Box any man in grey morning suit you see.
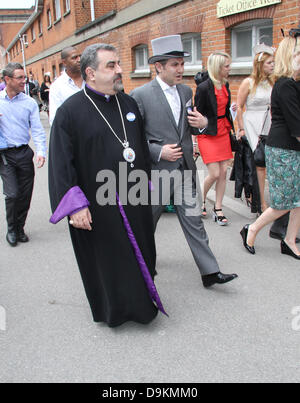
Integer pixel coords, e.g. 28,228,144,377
131,35,237,287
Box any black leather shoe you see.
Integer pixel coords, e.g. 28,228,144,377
6,231,18,247
202,272,238,288
281,240,300,260
270,231,300,244
17,230,29,243
240,224,255,254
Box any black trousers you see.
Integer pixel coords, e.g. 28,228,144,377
0,145,35,232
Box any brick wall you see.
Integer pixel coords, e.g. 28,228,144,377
117,0,139,11
0,8,31,49
4,0,300,102
74,0,117,29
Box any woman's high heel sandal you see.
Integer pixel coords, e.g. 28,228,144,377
212,206,228,226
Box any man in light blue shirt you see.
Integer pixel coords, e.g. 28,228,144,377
0,62,46,246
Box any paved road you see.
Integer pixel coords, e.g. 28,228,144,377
0,112,299,383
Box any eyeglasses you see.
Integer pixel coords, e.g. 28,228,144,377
11,75,26,81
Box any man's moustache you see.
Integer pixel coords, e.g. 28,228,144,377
113,74,122,82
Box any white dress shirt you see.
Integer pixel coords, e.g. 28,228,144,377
154,76,183,162
156,76,181,125
49,71,85,125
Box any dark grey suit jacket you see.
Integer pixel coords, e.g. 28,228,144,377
130,78,197,173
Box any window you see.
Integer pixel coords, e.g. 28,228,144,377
53,0,61,21
31,26,36,42
63,0,70,14
47,9,52,28
134,45,149,72
182,34,202,68
231,19,273,63
38,18,43,35
52,65,57,80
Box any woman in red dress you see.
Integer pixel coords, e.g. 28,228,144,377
195,52,235,225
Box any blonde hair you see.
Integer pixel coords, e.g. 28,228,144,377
207,51,231,87
274,37,297,81
250,52,274,94
292,44,300,79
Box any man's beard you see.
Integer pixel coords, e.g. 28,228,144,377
69,65,81,75
113,74,124,93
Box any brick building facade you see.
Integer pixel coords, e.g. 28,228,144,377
3,0,300,97
0,8,32,70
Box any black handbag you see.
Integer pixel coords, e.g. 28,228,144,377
253,106,270,168
253,135,268,167
230,130,240,152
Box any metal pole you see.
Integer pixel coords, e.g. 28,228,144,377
19,34,27,73
90,0,95,21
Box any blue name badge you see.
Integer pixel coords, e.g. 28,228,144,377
126,112,136,122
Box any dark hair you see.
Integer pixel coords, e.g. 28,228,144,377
80,43,116,80
194,70,209,86
155,59,168,75
2,63,24,82
44,74,51,83
61,46,77,60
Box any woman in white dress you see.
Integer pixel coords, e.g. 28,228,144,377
236,44,275,212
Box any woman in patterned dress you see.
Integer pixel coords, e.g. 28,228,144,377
240,37,300,260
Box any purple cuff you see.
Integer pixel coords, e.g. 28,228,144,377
50,186,90,224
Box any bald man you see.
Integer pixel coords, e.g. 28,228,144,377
49,46,85,125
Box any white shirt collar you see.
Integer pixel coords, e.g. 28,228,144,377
156,76,177,92
60,70,85,88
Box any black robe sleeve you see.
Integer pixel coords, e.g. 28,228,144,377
48,104,88,218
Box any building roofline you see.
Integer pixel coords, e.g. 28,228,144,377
0,8,34,11
6,0,43,53
0,15,31,18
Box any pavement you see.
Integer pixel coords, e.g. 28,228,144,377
0,112,299,383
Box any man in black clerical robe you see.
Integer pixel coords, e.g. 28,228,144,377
48,44,166,327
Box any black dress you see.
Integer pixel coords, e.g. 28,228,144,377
40,82,50,103
48,87,158,327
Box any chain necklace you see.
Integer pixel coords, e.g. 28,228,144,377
84,87,136,167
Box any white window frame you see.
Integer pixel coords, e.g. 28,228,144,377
231,19,273,70
47,9,52,28
31,26,36,42
38,18,43,35
53,0,62,21
64,0,71,13
181,33,202,72
134,45,150,73
52,65,57,80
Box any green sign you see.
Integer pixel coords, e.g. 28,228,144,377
217,0,281,18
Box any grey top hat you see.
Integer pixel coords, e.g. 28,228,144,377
148,35,190,64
